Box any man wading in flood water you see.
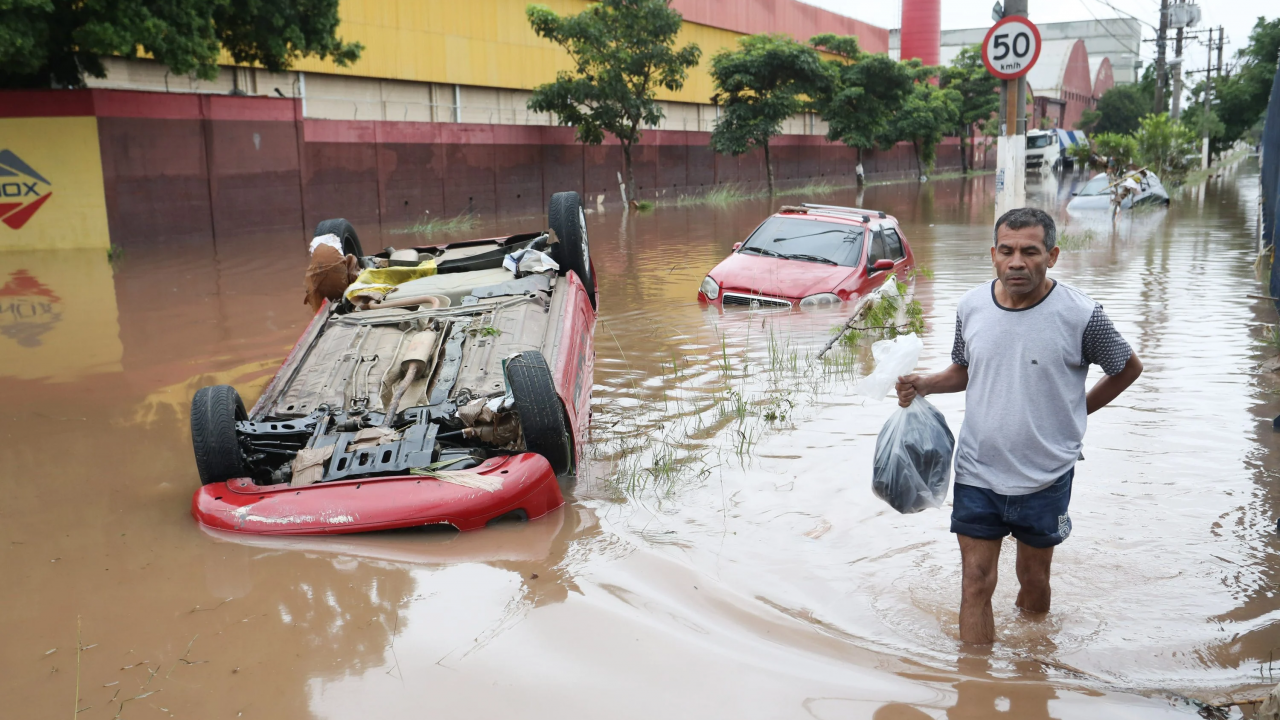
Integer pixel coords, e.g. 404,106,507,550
895,208,1143,645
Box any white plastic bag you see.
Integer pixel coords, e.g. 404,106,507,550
503,248,560,276
854,333,922,401
872,397,954,514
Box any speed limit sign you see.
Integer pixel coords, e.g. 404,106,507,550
982,16,1041,79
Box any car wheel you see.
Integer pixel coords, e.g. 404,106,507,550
191,385,249,486
313,218,364,258
547,191,596,309
506,351,572,475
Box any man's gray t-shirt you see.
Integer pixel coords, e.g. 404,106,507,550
951,279,1131,495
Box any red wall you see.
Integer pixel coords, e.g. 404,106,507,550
5,89,974,244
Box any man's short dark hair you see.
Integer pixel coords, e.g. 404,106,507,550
994,207,1057,251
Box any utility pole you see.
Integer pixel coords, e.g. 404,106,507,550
995,0,1028,217
1154,0,1169,112
1201,26,1213,170
1170,21,1185,120
1216,25,1224,80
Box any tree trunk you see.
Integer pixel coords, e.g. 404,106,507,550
621,142,637,206
959,129,969,175
912,140,922,177
763,141,775,195
856,147,865,186
969,123,977,170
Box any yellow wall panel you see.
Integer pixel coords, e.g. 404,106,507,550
0,117,109,251
0,250,123,381
286,0,790,104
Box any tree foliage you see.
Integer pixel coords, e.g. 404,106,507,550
1091,131,1138,168
526,0,701,203
0,0,362,88
1210,17,1280,150
808,34,915,165
708,34,825,194
940,44,998,172
881,70,961,176
1132,112,1199,176
1090,83,1151,135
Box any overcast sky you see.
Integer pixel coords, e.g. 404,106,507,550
810,0,1274,68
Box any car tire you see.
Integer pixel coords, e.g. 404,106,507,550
191,385,249,486
506,351,572,475
547,191,596,309
313,218,364,258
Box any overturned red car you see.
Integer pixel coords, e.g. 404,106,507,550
698,203,915,309
189,191,596,534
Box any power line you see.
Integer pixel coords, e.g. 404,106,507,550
1090,0,1158,30
1075,0,1144,55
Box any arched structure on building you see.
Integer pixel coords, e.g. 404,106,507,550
1027,38,1097,130
1092,57,1115,98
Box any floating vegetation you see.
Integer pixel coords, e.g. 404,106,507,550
1057,229,1096,252
672,184,764,207
393,211,478,236
589,312,896,501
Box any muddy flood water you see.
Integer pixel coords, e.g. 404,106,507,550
3,159,1277,719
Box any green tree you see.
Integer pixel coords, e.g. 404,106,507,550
1091,131,1138,169
1132,112,1199,176
808,34,916,184
1091,84,1151,135
526,0,701,204
1210,17,1280,151
940,44,999,174
1075,107,1102,132
708,34,825,195
0,0,362,88
880,71,961,177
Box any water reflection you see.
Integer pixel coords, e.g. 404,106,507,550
0,159,1274,718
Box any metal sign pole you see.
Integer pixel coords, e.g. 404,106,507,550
991,0,1030,218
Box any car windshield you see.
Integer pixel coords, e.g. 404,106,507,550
738,217,865,267
1078,175,1111,196
1027,134,1054,149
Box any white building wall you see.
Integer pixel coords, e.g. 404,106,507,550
85,57,835,136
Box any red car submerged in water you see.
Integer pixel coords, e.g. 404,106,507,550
698,204,915,309
188,192,596,534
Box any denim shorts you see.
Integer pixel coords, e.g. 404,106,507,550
950,467,1074,548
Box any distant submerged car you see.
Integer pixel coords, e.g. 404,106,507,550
698,203,915,309
1068,171,1170,212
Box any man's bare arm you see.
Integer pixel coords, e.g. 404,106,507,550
895,364,970,408
1086,352,1142,414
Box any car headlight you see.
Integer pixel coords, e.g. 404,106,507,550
700,276,720,300
799,293,842,307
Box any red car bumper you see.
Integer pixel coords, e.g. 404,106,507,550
192,454,564,534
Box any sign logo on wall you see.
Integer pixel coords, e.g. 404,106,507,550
0,150,53,230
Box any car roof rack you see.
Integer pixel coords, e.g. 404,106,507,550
801,203,889,220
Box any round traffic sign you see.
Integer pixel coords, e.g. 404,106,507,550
981,16,1041,80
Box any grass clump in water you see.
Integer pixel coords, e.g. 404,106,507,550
1057,229,1096,252
393,211,478,237
674,184,764,208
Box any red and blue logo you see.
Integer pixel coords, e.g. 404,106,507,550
0,150,52,230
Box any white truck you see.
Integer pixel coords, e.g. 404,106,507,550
1025,129,1062,172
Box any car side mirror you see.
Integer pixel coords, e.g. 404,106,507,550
1071,191,1079,196
733,242,742,250
870,259,894,272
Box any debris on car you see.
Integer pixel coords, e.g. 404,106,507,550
189,192,597,534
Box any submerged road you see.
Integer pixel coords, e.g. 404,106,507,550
0,160,1273,718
